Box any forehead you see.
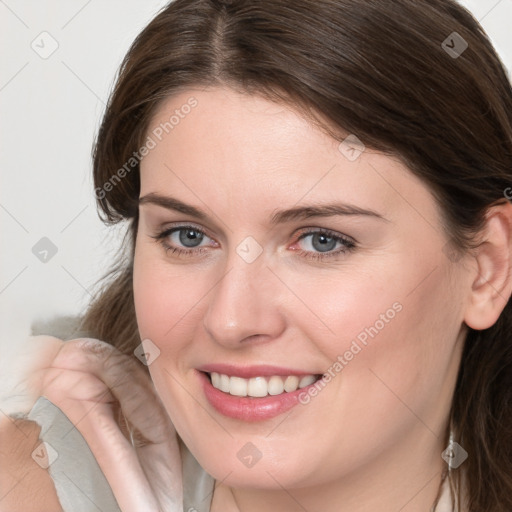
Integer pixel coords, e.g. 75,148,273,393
139,87,439,229
143,87,336,168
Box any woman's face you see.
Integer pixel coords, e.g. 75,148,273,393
133,87,472,491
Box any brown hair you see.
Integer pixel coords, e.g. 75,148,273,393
80,1,512,510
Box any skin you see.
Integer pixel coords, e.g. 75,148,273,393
132,86,512,512
0,416,62,512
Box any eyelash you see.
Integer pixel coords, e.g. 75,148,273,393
150,224,356,261
151,224,212,259
295,228,356,260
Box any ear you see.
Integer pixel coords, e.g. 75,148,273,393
464,201,512,330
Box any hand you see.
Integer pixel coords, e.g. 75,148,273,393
30,336,183,512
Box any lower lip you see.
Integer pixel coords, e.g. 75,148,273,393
198,371,315,422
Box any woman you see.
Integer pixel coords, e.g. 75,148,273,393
2,0,512,510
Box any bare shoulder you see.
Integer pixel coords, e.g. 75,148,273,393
0,415,62,512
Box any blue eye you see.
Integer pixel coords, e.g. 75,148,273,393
176,228,205,247
300,232,339,252
295,229,356,260
152,225,212,257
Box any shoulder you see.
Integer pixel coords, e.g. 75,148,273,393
0,415,63,512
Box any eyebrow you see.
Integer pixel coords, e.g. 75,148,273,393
138,193,388,224
139,193,209,220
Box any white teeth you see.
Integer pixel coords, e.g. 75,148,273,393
211,372,221,388
229,376,248,397
283,375,299,392
267,375,284,395
247,377,268,397
209,372,318,397
219,373,230,393
299,375,317,388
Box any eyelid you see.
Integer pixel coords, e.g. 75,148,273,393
294,226,356,243
154,221,216,241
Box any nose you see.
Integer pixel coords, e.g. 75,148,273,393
202,252,286,349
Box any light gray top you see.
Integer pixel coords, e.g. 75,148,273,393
28,396,215,512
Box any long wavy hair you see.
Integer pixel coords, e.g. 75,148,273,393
79,1,512,510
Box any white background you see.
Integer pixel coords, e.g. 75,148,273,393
0,0,511,355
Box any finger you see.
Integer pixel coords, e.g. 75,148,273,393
136,441,184,512
40,367,162,512
46,338,183,511
69,403,161,512
51,338,174,444
41,367,116,406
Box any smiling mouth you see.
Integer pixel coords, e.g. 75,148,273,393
204,371,322,398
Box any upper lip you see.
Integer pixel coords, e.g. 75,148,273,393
197,363,320,379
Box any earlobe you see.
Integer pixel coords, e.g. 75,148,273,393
464,201,512,331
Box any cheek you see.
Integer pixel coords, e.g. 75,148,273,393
133,247,209,345
297,254,461,411
283,263,404,362
321,260,462,437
